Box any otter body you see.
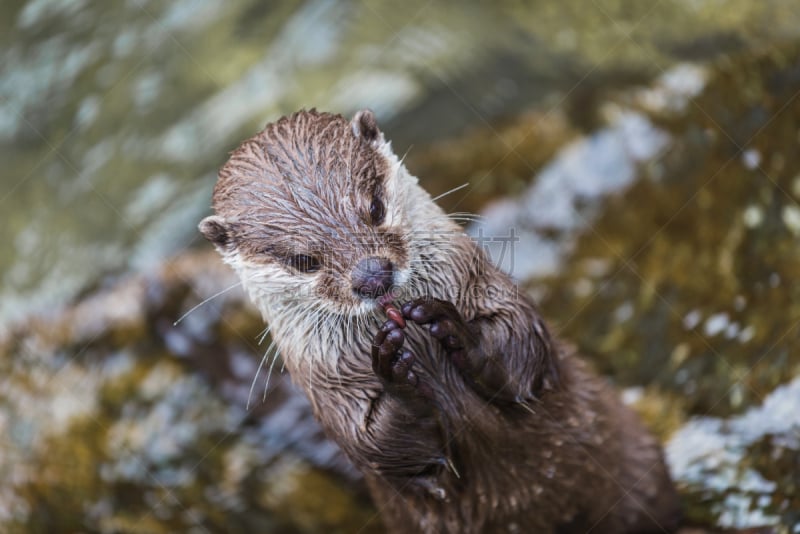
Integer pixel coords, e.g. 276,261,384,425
200,110,680,533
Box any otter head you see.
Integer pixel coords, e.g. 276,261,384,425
199,109,437,332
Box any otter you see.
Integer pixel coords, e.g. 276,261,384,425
198,109,681,533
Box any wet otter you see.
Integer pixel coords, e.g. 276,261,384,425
199,109,680,533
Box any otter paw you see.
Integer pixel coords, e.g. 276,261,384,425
371,319,419,387
401,298,474,355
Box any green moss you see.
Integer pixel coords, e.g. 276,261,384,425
538,43,800,418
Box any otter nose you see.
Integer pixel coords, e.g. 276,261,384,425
352,257,394,299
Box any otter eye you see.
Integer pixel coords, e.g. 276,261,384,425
369,197,385,225
288,254,321,273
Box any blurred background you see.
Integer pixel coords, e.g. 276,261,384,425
2,0,800,532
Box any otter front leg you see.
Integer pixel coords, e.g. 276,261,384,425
402,297,522,403
367,318,456,498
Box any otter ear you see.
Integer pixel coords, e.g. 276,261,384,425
199,215,233,250
351,109,382,146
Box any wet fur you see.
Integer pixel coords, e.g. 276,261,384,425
200,110,680,533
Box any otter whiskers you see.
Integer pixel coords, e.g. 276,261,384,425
247,337,277,409
431,183,470,203
173,279,244,326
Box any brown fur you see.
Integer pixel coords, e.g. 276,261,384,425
212,113,381,250
200,109,681,533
